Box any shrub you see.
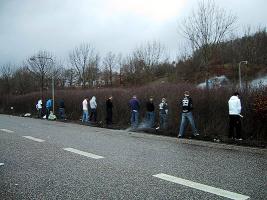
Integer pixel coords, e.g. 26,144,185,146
0,83,266,143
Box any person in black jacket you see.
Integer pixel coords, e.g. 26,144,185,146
58,99,66,120
106,96,113,126
159,97,168,129
178,91,199,138
146,97,155,128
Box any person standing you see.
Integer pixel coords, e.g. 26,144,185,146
90,96,97,122
82,97,89,123
159,98,168,129
36,99,42,118
106,96,113,126
129,95,140,129
58,99,66,120
178,91,199,138
228,92,242,140
146,97,155,128
45,99,52,120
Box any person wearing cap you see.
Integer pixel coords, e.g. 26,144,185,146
228,92,242,140
159,97,168,129
178,91,199,138
129,95,140,129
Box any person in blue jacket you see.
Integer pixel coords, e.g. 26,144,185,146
46,99,53,120
129,95,140,129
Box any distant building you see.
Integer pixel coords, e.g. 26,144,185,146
93,79,106,87
250,75,267,87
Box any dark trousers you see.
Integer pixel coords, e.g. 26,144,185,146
106,109,112,125
229,115,241,139
46,108,51,119
90,109,97,122
37,109,42,118
59,108,65,120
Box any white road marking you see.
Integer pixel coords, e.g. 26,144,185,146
63,148,104,159
0,163,4,166
22,136,45,143
153,173,250,200
0,129,14,133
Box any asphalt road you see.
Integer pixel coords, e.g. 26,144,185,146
0,114,266,200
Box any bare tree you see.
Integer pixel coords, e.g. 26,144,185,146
180,0,237,85
134,41,166,69
121,41,167,85
0,63,14,95
85,53,100,87
103,52,120,86
121,55,147,85
13,65,35,94
27,50,54,98
69,43,98,88
64,68,77,87
55,67,66,89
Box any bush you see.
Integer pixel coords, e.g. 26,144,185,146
0,83,266,143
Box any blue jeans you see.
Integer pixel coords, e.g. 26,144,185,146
159,113,168,129
131,110,139,129
178,112,198,137
82,110,88,122
146,111,155,128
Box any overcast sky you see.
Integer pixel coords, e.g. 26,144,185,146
0,0,266,66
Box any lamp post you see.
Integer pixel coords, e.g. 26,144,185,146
238,61,248,88
30,56,55,113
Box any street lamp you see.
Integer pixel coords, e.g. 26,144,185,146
30,56,55,114
238,61,248,88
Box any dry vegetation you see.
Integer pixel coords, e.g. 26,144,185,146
1,83,266,145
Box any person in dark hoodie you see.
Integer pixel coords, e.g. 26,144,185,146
178,91,199,138
146,97,155,128
106,96,113,126
129,95,140,129
58,99,66,120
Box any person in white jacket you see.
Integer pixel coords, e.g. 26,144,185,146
36,99,42,118
90,96,97,122
82,97,89,123
228,92,242,140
